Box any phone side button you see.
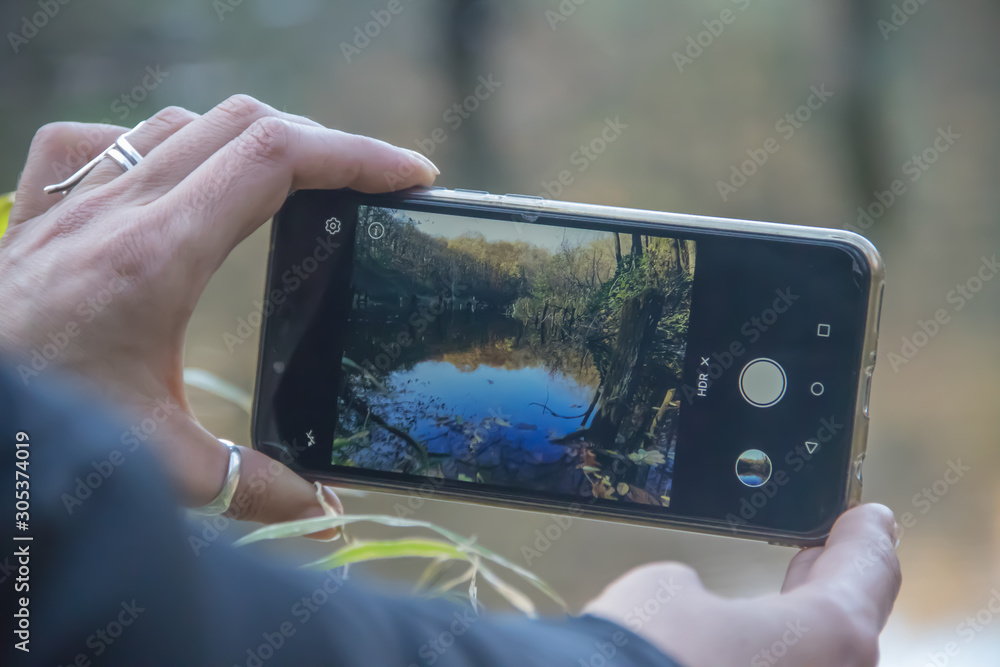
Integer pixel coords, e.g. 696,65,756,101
503,193,544,200
863,367,874,418
875,281,885,335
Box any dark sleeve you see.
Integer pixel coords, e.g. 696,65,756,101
0,364,680,667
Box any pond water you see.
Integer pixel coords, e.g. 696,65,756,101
345,349,600,492
385,359,594,456
337,309,676,501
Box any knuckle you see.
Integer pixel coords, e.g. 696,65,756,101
146,105,197,132
238,117,291,163
787,545,821,570
50,193,111,238
879,542,902,584
862,503,897,535
860,533,903,588
224,477,269,523
340,157,363,185
216,93,270,125
30,122,75,151
101,224,156,283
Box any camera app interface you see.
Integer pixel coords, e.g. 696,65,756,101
333,206,697,508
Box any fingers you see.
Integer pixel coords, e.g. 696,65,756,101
100,95,327,203
794,504,902,628
10,122,125,225
159,116,438,268
165,422,343,539
10,108,198,228
225,445,344,540
68,106,199,198
780,546,824,593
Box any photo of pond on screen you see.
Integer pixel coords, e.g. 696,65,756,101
333,205,696,507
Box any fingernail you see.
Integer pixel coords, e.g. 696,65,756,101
321,485,344,516
311,531,342,543
893,521,901,550
406,149,440,175
301,485,343,542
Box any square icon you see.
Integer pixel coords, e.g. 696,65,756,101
816,323,831,337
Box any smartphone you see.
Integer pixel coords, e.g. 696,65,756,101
251,187,884,547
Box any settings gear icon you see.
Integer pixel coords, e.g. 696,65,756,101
324,217,342,235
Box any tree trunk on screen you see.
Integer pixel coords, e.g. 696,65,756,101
588,288,664,448
631,233,643,260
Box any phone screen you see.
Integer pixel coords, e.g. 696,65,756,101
341,204,694,508
256,190,873,540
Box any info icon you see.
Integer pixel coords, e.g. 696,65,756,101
368,221,385,240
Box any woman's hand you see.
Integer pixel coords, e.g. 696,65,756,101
585,503,902,666
0,95,438,527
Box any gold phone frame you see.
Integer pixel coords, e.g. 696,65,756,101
252,187,885,547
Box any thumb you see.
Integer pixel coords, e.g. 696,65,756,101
226,446,343,540
188,428,343,539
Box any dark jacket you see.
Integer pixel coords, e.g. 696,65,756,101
0,364,678,666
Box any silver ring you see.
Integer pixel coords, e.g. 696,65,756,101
104,147,135,173
195,439,242,516
114,132,143,166
43,120,146,195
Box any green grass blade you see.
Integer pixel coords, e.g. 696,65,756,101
427,563,476,597
235,513,566,609
235,514,439,546
413,557,452,593
306,538,470,571
475,563,537,618
0,192,13,240
183,367,252,414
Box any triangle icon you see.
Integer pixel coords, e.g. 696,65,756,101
805,440,819,454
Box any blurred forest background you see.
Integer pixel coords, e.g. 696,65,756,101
2,0,998,663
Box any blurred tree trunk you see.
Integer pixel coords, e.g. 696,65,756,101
837,0,892,235
444,0,498,187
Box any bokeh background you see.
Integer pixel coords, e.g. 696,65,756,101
3,0,999,664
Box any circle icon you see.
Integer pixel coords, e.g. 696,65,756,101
810,382,825,396
738,358,787,408
736,449,773,488
368,222,385,239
